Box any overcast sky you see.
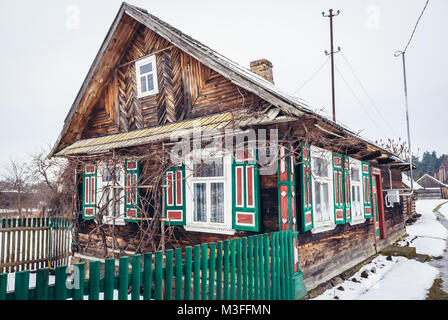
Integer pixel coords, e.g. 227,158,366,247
0,0,446,170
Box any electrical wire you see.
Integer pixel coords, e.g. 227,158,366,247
291,56,330,95
334,64,389,138
403,0,430,53
339,51,400,139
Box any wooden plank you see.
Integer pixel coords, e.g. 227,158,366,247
143,252,153,300
271,232,277,299
5,219,11,273
32,218,37,270
241,238,248,300
0,219,6,274
154,251,163,300
11,219,16,273
0,273,7,300
132,254,141,300
253,235,259,300
193,245,200,300
119,256,129,300
40,218,45,268
55,265,67,300
104,259,115,300
216,241,223,300
174,248,182,300
184,247,192,300
16,219,22,271
208,242,216,300
229,239,236,300
200,243,208,300
223,240,229,300
236,238,242,300
165,250,173,300
36,219,41,269
89,260,101,300
36,268,50,300
73,263,85,301
258,235,265,300
248,236,253,300
14,270,30,300
264,234,271,300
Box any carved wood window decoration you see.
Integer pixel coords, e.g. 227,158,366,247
349,158,365,224
136,55,159,98
310,146,336,232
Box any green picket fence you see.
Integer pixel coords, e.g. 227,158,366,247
0,217,71,274
0,230,297,300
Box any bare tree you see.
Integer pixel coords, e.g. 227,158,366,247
2,158,31,216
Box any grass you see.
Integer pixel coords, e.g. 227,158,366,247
426,278,448,300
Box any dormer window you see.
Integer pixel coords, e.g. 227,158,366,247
136,55,159,98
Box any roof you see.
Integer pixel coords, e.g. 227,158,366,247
50,2,404,165
416,174,448,188
56,109,290,156
401,173,423,190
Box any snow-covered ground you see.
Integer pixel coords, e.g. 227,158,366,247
314,199,447,300
438,201,448,219
399,199,448,257
314,255,438,300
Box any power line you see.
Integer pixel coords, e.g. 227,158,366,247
339,51,400,139
403,0,430,53
291,56,330,95
334,64,388,138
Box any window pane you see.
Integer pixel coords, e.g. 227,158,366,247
147,74,154,91
322,183,330,221
351,167,360,182
193,158,224,177
113,189,121,217
194,183,207,222
101,188,110,216
141,76,148,93
315,182,322,222
313,158,328,177
140,63,152,74
211,183,224,223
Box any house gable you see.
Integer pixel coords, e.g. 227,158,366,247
81,24,261,140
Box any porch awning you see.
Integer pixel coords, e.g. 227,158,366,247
55,109,289,156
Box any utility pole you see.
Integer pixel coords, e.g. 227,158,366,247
322,9,341,122
394,50,414,190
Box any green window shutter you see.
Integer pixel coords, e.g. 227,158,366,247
300,144,313,232
124,159,140,222
165,164,186,226
278,143,299,233
344,156,352,223
82,164,97,220
232,149,260,232
333,153,345,224
362,161,373,218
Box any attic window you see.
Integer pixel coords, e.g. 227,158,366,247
136,55,159,98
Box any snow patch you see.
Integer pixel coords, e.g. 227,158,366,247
314,255,438,300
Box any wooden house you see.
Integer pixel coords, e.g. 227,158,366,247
50,3,411,298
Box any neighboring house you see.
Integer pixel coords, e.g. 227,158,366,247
416,174,448,200
50,3,411,297
434,155,448,184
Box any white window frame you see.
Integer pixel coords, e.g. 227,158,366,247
349,158,365,225
96,162,126,226
135,55,159,98
310,146,335,233
184,148,234,235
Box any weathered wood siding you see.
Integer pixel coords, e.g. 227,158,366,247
81,24,261,140
297,168,406,291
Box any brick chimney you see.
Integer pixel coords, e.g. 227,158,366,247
250,59,274,84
